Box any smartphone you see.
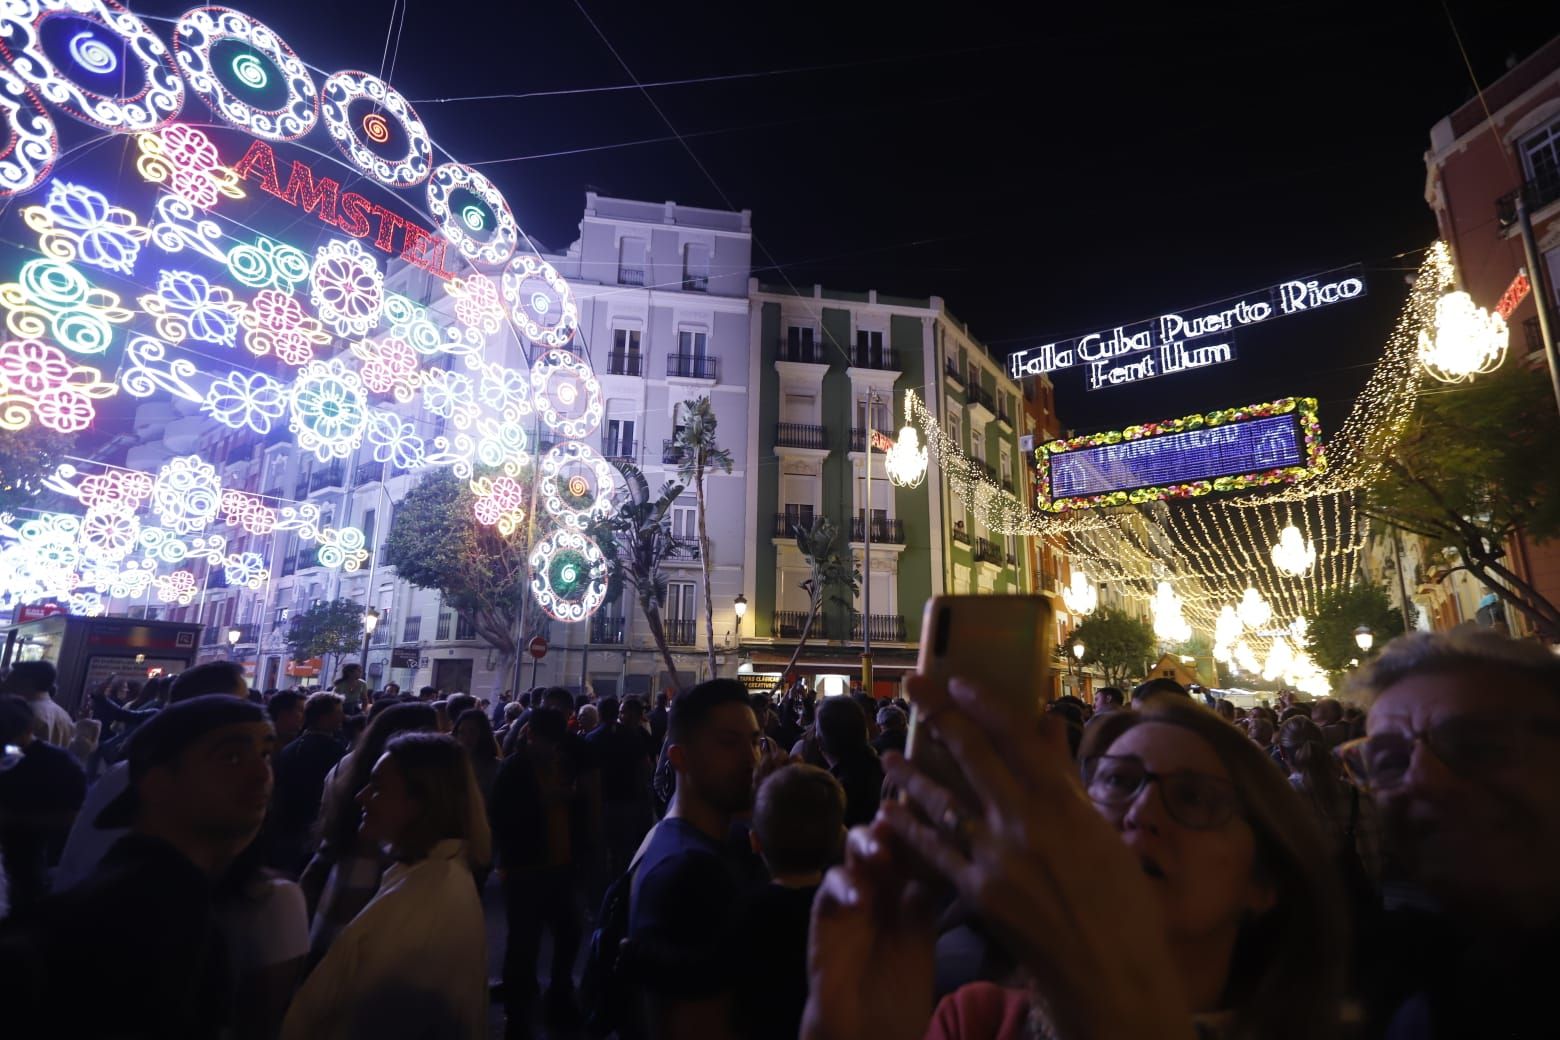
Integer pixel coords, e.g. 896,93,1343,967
907,595,1055,808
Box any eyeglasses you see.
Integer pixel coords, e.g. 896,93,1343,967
1081,754,1240,830
1337,717,1560,792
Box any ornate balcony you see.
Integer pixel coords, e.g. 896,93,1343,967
850,517,906,544
777,338,828,365
667,354,717,380
607,353,643,376
590,615,626,644
617,266,645,286
665,618,697,645
776,422,829,450
850,613,907,642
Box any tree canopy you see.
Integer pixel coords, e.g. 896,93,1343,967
1303,581,1408,673
285,598,364,663
0,426,72,516
1362,362,1560,638
1069,608,1157,688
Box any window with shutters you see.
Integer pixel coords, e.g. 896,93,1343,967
682,243,710,291
1519,120,1560,187
456,614,475,640
403,614,421,642
610,328,642,375
618,237,646,286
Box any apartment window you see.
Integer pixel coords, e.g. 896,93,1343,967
856,396,889,436
606,418,636,457
784,503,815,527
361,508,376,549
971,428,986,464
855,329,884,367
402,614,421,642
610,328,642,375
436,610,452,640
456,614,475,640
683,243,710,291
786,325,816,361
618,236,646,286
999,446,1011,480
782,392,815,424
1519,120,1560,186
947,415,961,451
968,359,981,389
667,581,696,621
678,329,708,360
672,506,697,541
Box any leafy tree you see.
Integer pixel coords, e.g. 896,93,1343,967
1304,581,1409,673
592,462,688,690
672,396,733,675
1361,362,1560,639
0,426,72,516
383,469,542,686
286,598,365,684
780,516,861,685
1068,607,1156,689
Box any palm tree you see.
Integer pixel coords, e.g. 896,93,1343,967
672,396,733,676
591,462,688,690
781,515,861,683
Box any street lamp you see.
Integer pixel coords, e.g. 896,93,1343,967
1354,625,1374,653
860,389,931,697
1071,639,1085,693
733,593,747,626
226,627,240,661
361,606,379,674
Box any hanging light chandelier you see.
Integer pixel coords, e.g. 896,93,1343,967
885,424,929,488
1262,635,1294,682
1151,580,1192,643
1418,289,1508,383
1062,570,1098,616
1237,587,1272,630
1269,524,1316,576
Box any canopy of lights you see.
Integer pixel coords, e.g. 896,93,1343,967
0,1,612,623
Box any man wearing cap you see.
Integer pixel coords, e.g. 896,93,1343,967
0,694,275,1037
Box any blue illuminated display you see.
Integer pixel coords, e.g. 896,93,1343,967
1049,414,1304,500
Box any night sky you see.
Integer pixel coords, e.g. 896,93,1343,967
130,0,1560,437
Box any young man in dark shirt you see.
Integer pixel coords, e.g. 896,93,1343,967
628,678,763,1039
735,764,845,1040
0,695,86,911
268,691,345,871
0,695,275,1039
587,696,656,880
816,695,884,828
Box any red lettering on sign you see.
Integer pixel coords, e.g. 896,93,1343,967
1496,272,1531,320
280,161,341,227
233,138,281,195
338,192,374,238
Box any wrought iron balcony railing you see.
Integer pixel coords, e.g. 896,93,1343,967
607,353,643,376
850,517,906,544
777,339,828,364
775,422,829,449
664,618,697,645
850,613,907,642
591,615,627,644
1496,168,1560,228
667,354,717,379
617,266,645,286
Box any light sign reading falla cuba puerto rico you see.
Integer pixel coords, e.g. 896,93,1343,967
1009,265,1366,390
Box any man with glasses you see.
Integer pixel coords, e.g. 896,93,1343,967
1341,628,1560,1039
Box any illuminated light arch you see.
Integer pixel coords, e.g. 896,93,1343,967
539,440,616,531
427,162,519,268
154,568,198,604
218,488,276,534
135,123,243,208
309,237,384,337
530,347,603,439
202,369,287,433
153,454,222,534
289,357,370,460
529,528,609,623
242,287,330,366
319,69,431,188
0,0,185,132
79,502,140,561
0,336,117,432
0,65,58,196
120,334,202,402
171,6,318,141
349,335,421,403
502,254,578,348
446,272,505,337
222,550,268,588
226,235,309,293
471,474,526,535
22,180,150,275
139,268,244,346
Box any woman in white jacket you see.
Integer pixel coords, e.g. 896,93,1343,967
282,732,492,1039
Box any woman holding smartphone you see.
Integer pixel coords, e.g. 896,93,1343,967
802,678,1345,1040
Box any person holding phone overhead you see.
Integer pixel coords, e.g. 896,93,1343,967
802,598,1345,1040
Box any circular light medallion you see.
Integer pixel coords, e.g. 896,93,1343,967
427,162,519,268
320,69,431,188
0,65,58,196
529,528,608,623
0,0,184,132
172,6,318,141
540,440,616,531
502,254,578,348
529,347,603,439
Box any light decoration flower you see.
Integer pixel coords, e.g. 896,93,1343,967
22,180,150,275
350,335,421,403
155,569,198,606
119,335,202,403
202,371,287,434
78,502,140,562
0,337,117,432
1237,587,1272,631
138,524,190,564
540,441,616,531
421,368,479,429
1061,570,1098,616
529,528,609,623
222,551,268,589
314,526,367,571
1417,289,1508,383
78,469,153,509
1269,524,1316,577
471,475,527,535
0,66,59,197
68,590,104,616
139,269,243,346
134,123,243,209
1151,580,1193,643
473,414,530,475
0,257,133,355
289,358,369,460
104,559,155,599
365,409,427,470
475,358,532,417
530,348,603,439
227,235,311,294
447,272,505,337
218,489,277,536
502,255,579,348
382,293,443,356
885,424,929,488
426,162,519,268
309,238,384,338
242,288,330,366
153,455,222,534
0,0,185,132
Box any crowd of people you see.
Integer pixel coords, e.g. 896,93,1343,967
0,623,1555,1038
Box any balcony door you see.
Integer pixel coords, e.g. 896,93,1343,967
606,418,635,458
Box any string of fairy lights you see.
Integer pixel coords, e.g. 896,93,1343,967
906,242,1458,689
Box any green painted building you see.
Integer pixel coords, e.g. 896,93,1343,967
742,283,1034,697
